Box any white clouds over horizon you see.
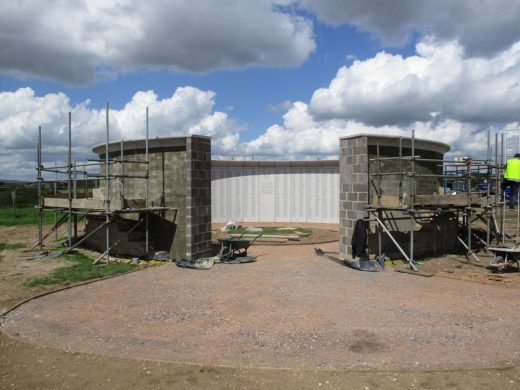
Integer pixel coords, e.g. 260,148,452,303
239,34,520,160
0,87,242,180
0,0,315,84
309,39,520,126
3,1,520,84
4,31,520,179
2,1,520,180
239,100,496,161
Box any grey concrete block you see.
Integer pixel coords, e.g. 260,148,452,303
347,193,357,201
355,173,368,183
347,210,360,220
352,202,367,211
358,192,368,202
353,164,368,174
353,183,367,193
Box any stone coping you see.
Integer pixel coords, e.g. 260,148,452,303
212,160,338,168
92,135,211,155
340,133,450,154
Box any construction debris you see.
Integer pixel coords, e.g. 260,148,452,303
314,248,385,272
176,257,215,270
230,233,301,240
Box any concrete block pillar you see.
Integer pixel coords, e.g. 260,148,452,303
185,136,212,260
339,135,369,259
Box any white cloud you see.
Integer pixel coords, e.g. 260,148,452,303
0,87,241,180
239,33,520,161
3,0,519,85
298,0,520,56
0,0,315,83
4,24,520,179
242,101,403,158
240,101,510,162
309,39,520,126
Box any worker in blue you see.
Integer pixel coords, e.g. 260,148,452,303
503,153,520,209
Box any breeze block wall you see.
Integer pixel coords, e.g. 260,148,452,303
339,134,451,260
339,135,369,259
91,135,212,260
185,136,212,260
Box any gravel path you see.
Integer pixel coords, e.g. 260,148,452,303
3,241,520,370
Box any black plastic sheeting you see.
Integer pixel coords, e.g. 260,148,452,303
314,248,385,272
176,255,257,269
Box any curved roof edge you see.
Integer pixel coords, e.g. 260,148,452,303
212,160,338,168
340,133,450,154
92,135,211,155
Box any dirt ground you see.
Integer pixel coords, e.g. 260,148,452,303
1,224,520,389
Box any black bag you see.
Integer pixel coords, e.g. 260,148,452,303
351,219,368,259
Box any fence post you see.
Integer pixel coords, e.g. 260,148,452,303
11,189,16,217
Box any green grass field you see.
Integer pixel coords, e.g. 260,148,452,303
25,252,137,287
0,207,70,226
0,242,25,251
0,207,136,285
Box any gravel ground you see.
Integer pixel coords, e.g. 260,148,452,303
3,240,520,371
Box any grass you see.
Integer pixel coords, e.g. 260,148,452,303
0,242,26,251
0,207,73,226
0,241,26,262
232,226,312,236
25,252,137,287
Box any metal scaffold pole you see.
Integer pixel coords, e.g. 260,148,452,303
37,126,43,250
466,157,472,258
376,142,382,255
495,133,499,208
145,107,150,257
486,129,491,246
500,133,505,238
409,129,416,268
120,139,125,202
105,103,110,263
399,137,403,203
67,112,72,247
54,161,58,239
73,160,78,238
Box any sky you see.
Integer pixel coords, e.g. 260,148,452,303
2,0,520,181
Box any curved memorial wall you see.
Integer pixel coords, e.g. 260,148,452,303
211,160,339,223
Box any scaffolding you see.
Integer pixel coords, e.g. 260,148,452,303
365,129,519,271
33,105,177,263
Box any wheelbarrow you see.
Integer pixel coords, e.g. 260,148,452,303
487,245,520,272
217,234,261,262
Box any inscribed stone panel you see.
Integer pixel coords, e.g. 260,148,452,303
290,167,306,222
274,168,291,222
243,168,259,221
229,168,243,221
306,167,322,222
258,168,275,221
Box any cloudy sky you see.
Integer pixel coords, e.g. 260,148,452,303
2,0,520,180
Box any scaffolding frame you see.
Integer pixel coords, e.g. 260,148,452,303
34,106,176,263
364,129,516,271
